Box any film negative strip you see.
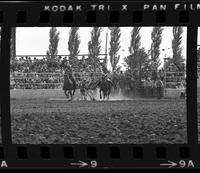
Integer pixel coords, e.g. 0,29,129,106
0,0,199,169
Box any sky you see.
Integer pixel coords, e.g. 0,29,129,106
16,27,187,70
197,27,200,46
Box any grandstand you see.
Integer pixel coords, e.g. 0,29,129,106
10,54,106,89
163,60,186,98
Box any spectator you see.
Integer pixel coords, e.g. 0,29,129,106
145,77,153,98
11,56,104,89
143,78,148,97
177,81,185,99
155,77,164,99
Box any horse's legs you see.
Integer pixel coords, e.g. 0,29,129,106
99,89,102,99
64,90,69,98
109,89,111,99
72,89,76,96
84,92,87,101
93,88,97,99
88,91,93,100
91,90,95,101
103,91,106,100
107,90,110,100
92,90,96,101
69,90,73,101
88,90,95,101
90,90,93,100
81,91,85,101
80,92,83,100
80,89,83,100
67,90,72,100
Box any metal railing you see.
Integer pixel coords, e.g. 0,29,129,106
164,71,186,91
13,54,107,62
10,72,103,89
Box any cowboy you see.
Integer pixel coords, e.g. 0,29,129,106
102,72,110,82
155,77,164,99
64,63,76,87
143,78,148,97
65,62,72,75
80,79,87,100
146,77,153,98
178,81,186,99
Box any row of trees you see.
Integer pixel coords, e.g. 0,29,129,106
10,27,184,79
45,27,184,73
45,27,121,73
125,27,185,83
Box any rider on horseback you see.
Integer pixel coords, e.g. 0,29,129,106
63,63,77,99
80,79,87,100
102,71,112,83
64,63,76,85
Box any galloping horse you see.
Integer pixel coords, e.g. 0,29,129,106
111,73,120,91
63,73,76,100
80,78,99,101
99,76,114,100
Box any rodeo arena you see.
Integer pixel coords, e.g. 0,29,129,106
10,54,186,101
10,53,187,144
8,26,187,144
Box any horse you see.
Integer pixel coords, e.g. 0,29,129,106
79,75,114,101
63,74,76,100
80,78,99,101
111,73,120,93
99,77,114,100
79,79,87,100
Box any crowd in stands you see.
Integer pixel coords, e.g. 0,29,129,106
10,56,102,89
10,72,64,89
165,63,186,89
10,56,186,98
10,56,66,89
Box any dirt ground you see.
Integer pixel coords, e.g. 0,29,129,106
10,89,187,144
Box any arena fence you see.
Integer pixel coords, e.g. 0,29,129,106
10,71,186,99
164,71,186,88
10,72,103,89
164,71,186,98
198,62,200,77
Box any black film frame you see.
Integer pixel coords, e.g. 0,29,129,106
0,0,199,169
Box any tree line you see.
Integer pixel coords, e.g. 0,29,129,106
10,27,185,80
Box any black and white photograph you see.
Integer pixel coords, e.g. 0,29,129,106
0,27,1,143
10,27,187,144
197,27,200,143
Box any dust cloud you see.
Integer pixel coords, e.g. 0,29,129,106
93,88,133,101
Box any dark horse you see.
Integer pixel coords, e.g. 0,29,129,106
99,76,114,100
63,74,76,100
80,79,99,101
79,76,113,101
